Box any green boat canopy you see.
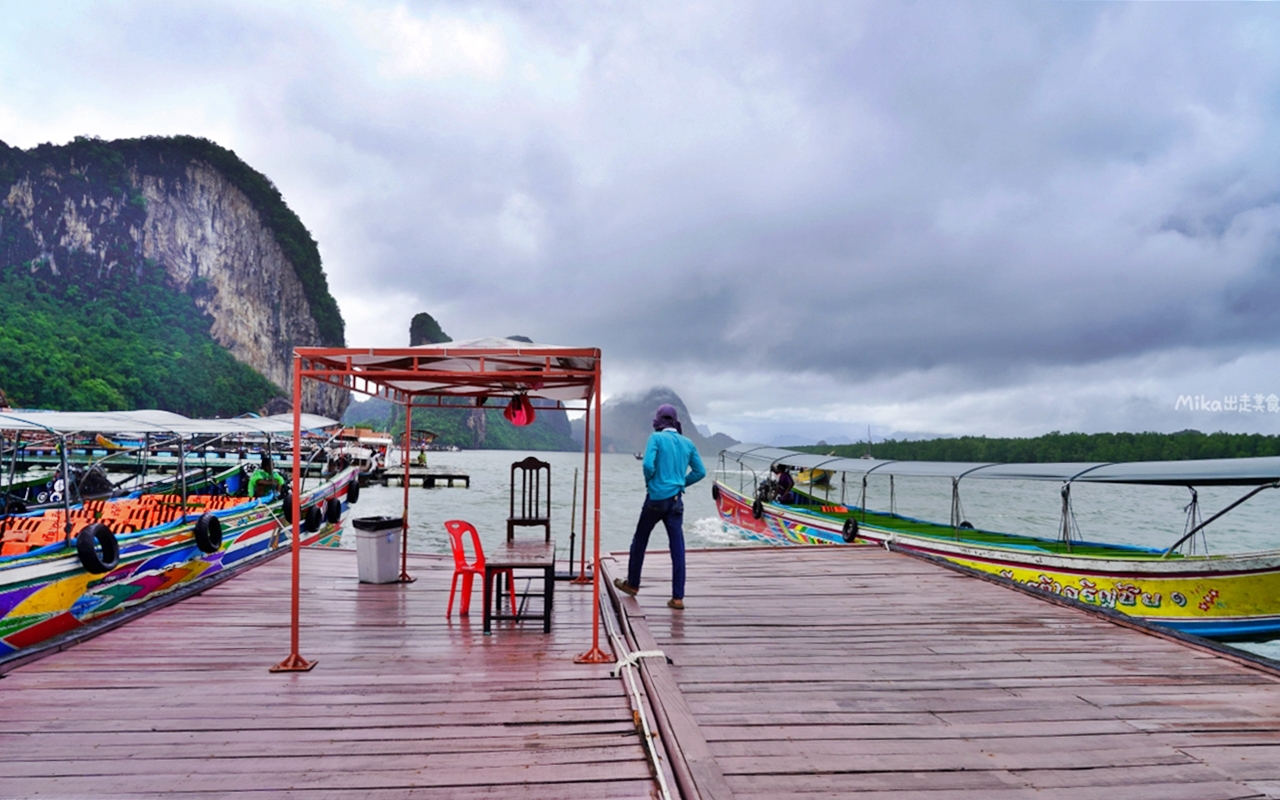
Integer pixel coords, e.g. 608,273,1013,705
722,443,1280,487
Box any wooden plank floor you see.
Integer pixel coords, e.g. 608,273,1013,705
604,546,1280,800
0,549,658,799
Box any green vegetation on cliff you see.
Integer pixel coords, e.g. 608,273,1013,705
0,135,344,347
0,134,344,415
797,430,1280,463
0,259,281,415
410,312,451,346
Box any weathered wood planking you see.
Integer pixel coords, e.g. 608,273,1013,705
0,549,658,798
605,546,1280,799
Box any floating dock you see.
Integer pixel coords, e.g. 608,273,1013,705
379,468,470,488
4,545,1280,797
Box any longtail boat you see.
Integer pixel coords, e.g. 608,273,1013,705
0,410,359,664
715,444,1280,641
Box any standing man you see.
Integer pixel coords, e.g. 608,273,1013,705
614,404,706,609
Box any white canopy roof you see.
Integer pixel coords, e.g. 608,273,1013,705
723,443,1280,487
0,410,339,436
299,338,600,402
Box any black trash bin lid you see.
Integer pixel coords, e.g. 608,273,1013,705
351,516,403,532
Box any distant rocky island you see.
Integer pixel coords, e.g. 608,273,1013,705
570,386,738,457
0,135,345,417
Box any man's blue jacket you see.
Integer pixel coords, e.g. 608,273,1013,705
642,429,706,501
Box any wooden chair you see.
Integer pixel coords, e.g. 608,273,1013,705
507,457,551,543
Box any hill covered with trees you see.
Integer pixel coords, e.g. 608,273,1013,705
0,135,346,416
796,430,1280,463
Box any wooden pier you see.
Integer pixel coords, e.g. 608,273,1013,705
0,550,656,798
6,544,1280,797
603,547,1280,800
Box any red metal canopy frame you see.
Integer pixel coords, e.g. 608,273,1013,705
271,340,615,672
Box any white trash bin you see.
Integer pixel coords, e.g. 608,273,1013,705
353,516,403,584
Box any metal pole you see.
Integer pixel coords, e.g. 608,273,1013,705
399,401,414,583
272,353,315,672
1162,481,1280,557
567,467,579,579
177,435,188,512
58,436,72,546
572,396,592,584
576,365,613,663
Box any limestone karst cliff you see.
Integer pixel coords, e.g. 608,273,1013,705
0,135,346,417
570,386,738,456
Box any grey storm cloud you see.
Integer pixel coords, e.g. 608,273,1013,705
3,0,1280,437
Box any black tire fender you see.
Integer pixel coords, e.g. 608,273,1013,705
281,487,293,523
325,496,342,524
841,518,859,543
194,512,223,554
959,520,974,530
304,504,323,533
346,478,360,505
711,484,721,502
76,522,119,574
751,498,764,520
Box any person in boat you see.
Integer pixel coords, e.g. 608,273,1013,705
247,453,281,498
613,404,706,610
773,464,796,504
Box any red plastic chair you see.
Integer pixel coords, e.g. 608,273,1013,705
445,520,515,619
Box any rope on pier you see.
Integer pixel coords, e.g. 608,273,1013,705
610,649,669,677
599,595,675,800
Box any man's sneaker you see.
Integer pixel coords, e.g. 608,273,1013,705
668,598,684,609
613,578,638,596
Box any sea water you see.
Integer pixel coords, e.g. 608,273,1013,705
336,450,1280,659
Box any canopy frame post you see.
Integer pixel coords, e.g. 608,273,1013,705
58,435,72,545
272,354,316,673
576,363,615,664
177,435,188,513
572,394,592,584
398,400,415,584
949,478,960,533
1162,481,1280,558
1058,482,1075,553
860,476,868,522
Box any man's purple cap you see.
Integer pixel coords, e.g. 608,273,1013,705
653,403,682,433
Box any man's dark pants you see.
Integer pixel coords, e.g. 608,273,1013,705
626,493,686,600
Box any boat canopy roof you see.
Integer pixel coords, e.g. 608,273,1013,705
721,443,1280,487
0,410,339,436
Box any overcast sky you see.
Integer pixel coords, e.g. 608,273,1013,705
2,1,1279,443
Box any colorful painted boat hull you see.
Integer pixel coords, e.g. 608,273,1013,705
714,480,1280,640
0,469,359,659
